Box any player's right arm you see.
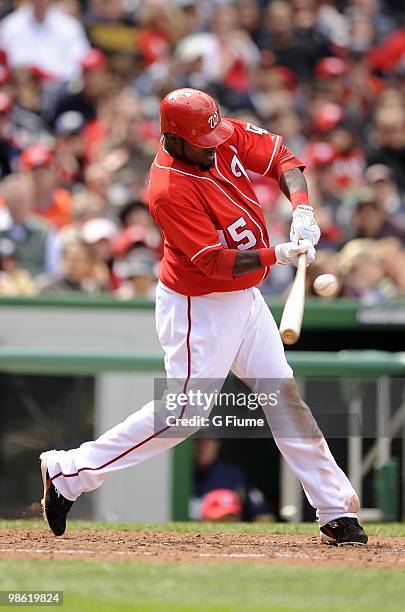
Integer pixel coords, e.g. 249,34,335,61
155,201,239,280
233,241,314,274
154,202,314,279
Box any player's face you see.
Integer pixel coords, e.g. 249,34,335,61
182,141,216,171
180,139,216,171
164,134,216,171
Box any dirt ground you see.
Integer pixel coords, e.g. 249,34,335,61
1,530,405,568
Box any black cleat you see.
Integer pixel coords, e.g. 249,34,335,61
320,517,368,546
40,452,73,536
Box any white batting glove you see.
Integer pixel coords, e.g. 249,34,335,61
275,239,316,267
290,205,321,245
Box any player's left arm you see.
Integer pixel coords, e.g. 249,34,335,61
268,143,320,246
231,120,320,245
279,167,321,246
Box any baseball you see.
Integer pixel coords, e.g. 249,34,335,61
313,273,339,297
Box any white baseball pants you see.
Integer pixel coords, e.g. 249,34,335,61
46,281,359,526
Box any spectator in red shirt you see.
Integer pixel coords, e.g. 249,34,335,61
137,1,185,66
309,103,366,189
20,143,73,229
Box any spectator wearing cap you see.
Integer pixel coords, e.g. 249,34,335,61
0,236,34,295
303,142,344,246
81,216,119,291
201,489,242,522
328,122,365,189
309,102,366,190
304,142,334,182
315,57,348,104
38,239,103,295
351,192,405,241
10,67,52,150
190,438,273,522
0,92,15,179
54,111,86,187
114,203,163,262
0,173,61,276
321,55,376,123
114,247,157,300
365,164,405,217
20,143,73,230
51,48,109,126
0,0,90,81
311,102,344,136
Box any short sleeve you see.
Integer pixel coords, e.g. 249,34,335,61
230,119,305,181
269,145,306,182
230,119,283,176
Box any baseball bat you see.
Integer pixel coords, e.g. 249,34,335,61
279,253,307,345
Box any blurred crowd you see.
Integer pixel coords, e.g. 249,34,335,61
0,0,403,303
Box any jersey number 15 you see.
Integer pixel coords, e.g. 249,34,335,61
218,216,257,250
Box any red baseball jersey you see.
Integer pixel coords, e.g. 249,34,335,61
148,119,304,296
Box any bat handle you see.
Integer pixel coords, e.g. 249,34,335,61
297,252,307,270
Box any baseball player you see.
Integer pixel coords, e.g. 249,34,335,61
40,89,368,546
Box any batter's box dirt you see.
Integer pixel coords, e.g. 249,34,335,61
1,530,405,568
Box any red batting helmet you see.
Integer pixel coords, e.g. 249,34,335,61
160,88,234,148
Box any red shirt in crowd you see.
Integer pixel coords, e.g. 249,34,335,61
34,188,73,230
148,119,304,296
